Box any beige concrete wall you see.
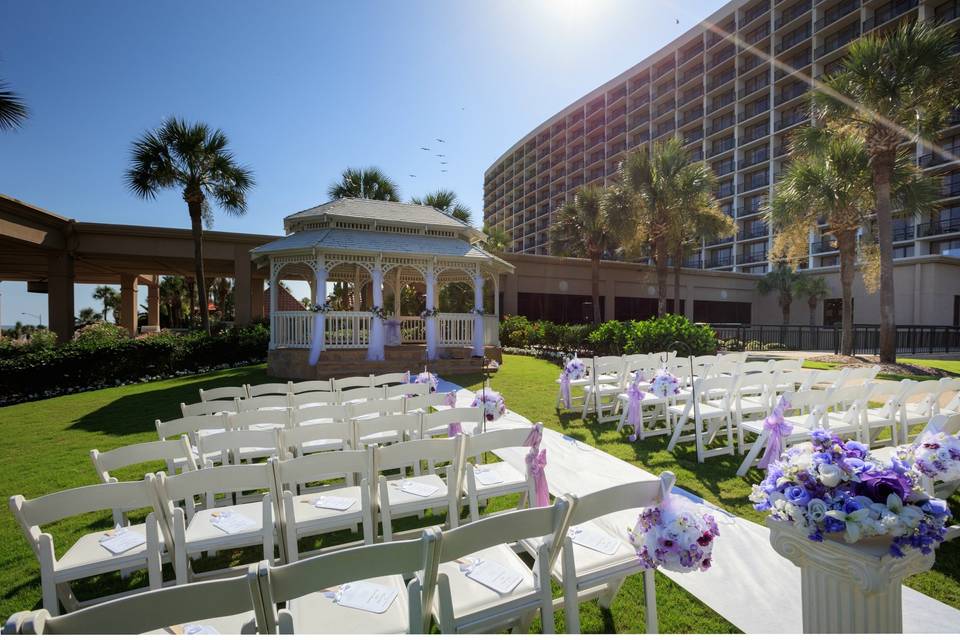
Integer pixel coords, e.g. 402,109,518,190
500,253,960,326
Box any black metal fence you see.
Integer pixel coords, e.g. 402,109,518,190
711,324,960,355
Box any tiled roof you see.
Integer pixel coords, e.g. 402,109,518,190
285,198,470,230
253,228,497,261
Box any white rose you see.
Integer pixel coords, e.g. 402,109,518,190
806,498,828,523
818,463,842,487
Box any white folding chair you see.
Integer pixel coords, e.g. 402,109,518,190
252,528,441,634
860,380,913,447
615,376,670,440
332,375,374,391
384,382,431,400
341,386,386,404
289,379,333,394
292,404,350,427
896,379,941,444
198,428,283,467
283,421,353,457
935,377,960,420
229,408,291,432
156,414,228,470
237,395,290,412
348,397,406,422
553,473,675,634
180,399,236,418
155,464,277,584
821,385,872,441
421,406,484,438
375,436,464,541
427,498,573,634
372,372,411,387
272,449,375,560
11,570,263,635
90,436,196,484
460,428,534,521
581,356,625,422
666,376,738,462
736,389,830,476
355,414,416,448
245,382,291,398
199,385,248,402
807,367,848,390
406,391,456,413
288,390,339,410
837,365,881,388
733,372,778,452
774,369,818,393
9,479,165,614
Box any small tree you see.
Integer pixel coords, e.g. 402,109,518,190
793,274,831,327
328,167,399,201
757,264,800,325
92,285,119,324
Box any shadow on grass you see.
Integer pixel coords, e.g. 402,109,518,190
67,367,278,436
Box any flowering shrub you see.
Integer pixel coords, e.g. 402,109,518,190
72,322,129,347
629,496,720,572
471,388,506,421
750,430,952,557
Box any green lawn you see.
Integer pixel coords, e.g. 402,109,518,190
0,355,957,632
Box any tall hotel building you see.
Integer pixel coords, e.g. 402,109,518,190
483,0,960,274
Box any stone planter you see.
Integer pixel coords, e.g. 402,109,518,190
767,517,936,633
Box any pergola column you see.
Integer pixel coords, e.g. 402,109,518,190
46,251,74,343
120,273,139,337
425,264,437,360
146,278,160,327
393,268,402,317
472,272,485,357
234,246,252,326
366,261,385,361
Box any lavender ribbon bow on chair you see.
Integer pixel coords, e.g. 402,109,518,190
444,391,461,437
758,398,793,470
526,447,549,507
560,372,572,409
523,421,543,449
626,381,646,442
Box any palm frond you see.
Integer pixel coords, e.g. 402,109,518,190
0,79,28,130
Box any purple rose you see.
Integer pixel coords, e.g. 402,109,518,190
842,440,869,459
857,471,911,503
783,484,810,506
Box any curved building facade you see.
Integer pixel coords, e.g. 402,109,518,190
483,0,960,274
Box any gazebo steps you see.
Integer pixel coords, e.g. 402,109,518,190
267,345,502,380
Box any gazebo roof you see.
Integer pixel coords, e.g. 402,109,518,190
251,198,513,274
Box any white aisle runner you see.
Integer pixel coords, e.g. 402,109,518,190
443,382,960,634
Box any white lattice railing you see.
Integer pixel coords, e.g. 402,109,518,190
272,311,500,349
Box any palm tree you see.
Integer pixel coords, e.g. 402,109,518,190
793,274,831,327
126,118,254,334
480,225,511,252
608,137,729,316
159,276,189,327
768,126,937,354
411,189,471,223
812,21,960,363
92,285,119,323
327,167,399,201
0,76,27,131
757,264,800,325
77,308,101,324
549,186,617,325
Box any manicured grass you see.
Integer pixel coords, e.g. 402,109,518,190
0,355,957,632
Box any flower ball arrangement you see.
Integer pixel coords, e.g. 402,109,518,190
471,389,507,422
649,368,681,399
414,371,439,393
629,496,720,573
900,430,960,484
750,430,952,557
563,355,586,381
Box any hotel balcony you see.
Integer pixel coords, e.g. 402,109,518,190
814,0,860,33
775,1,812,30
740,225,769,240
917,217,960,237
737,249,768,264
810,239,839,254
863,0,918,33
706,253,735,268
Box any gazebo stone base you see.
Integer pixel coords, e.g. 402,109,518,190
267,345,503,380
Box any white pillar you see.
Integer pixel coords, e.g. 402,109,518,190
472,273,485,357
366,262,385,361
768,518,936,634
425,264,437,360
394,267,402,318
308,264,328,365
269,258,278,349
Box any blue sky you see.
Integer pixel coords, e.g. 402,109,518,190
0,0,727,326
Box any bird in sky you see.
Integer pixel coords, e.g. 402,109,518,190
409,174,416,178
440,161,448,165
675,18,679,24
420,146,430,151
441,169,447,173
436,138,445,143
436,154,445,157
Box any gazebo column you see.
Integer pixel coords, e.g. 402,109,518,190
393,268,402,318
268,258,278,349
425,264,437,360
366,261,385,361
308,261,328,366
472,272,485,357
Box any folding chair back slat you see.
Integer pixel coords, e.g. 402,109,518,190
281,421,353,453
290,380,333,394
288,390,339,409
199,386,247,402
341,386,386,404
333,375,373,391
156,414,227,441
91,437,196,482
237,396,290,412
246,383,291,398
355,414,419,445
181,400,236,417
158,463,275,503
348,398,404,419
13,478,158,528
20,572,261,635
569,474,673,526
385,382,430,399
229,408,291,431
462,428,531,457
371,372,408,387
421,407,483,437
406,392,454,412
273,448,371,487
293,404,350,426
198,429,281,464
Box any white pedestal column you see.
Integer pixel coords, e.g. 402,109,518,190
767,518,935,634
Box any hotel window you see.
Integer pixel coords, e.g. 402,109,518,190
930,239,960,257
819,255,839,267
891,245,914,259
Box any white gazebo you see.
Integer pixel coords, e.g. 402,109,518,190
251,198,513,376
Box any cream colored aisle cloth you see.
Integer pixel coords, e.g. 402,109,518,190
444,382,960,634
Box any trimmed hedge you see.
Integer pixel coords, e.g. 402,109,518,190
500,314,717,357
0,325,268,404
